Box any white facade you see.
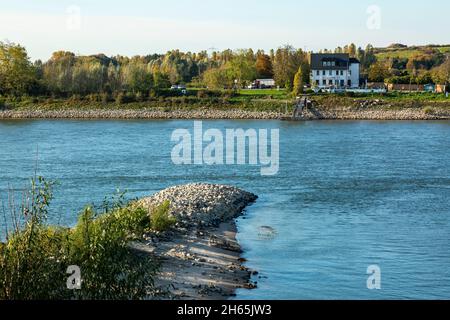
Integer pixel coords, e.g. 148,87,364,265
310,54,360,89
311,69,349,88
349,62,360,88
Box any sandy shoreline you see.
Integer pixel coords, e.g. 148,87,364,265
1,107,450,120
137,221,255,300
136,184,258,300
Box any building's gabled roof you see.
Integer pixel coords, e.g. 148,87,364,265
310,53,349,70
310,53,360,70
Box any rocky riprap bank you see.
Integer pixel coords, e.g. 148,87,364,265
137,184,258,300
300,106,450,120
1,105,449,120
0,108,282,120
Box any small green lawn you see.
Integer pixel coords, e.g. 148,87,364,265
312,91,449,102
239,89,287,96
376,49,422,60
437,46,450,53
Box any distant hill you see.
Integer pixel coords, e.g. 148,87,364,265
374,44,450,61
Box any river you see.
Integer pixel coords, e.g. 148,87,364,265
1,119,449,299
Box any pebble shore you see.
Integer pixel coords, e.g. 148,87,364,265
140,184,258,227
137,184,258,300
0,108,282,120
300,108,450,120
1,106,449,120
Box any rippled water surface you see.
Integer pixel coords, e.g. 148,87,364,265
1,119,449,299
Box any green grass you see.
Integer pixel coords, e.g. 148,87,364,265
375,45,450,61
310,92,450,112
238,89,287,97
311,91,449,101
437,46,450,54
380,91,449,101
376,49,422,60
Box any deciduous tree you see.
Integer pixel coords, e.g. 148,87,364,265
293,67,304,96
0,41,36,95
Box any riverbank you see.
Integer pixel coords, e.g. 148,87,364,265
137,184,258,300
0,108,283,120
1,94,450,120
1,105,450,120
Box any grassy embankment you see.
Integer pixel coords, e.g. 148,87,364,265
313,91,450,112
0,89,289,113
1,88,449,115
0,177,176,300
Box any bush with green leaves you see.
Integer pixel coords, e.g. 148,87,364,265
423,106,434,114
149,200,176,232
67,205,156,299
0,177,162,300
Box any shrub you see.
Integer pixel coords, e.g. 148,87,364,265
68,205,156,299
423,106,434,114
135,91,147,102
150,201,176,232
196,90,226,99
101,92,112,104
0,177,158,300
125,92,136,103
69,94,83,101
87,93,101,103
197,90,207,99
115,92,125,104
0,176,65,299
149,89,158,98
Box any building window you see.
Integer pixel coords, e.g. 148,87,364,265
340,70,344,76
336,70,339,76
348,80,352,86
315,80,319,86
322,80,326,86
331,61,335,67
340,80,345,87
329,70,332,76
316,70,320,76
323,70,326,76
329,80,333,85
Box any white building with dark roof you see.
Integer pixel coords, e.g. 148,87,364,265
310,53,360,89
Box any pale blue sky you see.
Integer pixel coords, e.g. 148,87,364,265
1,0,448,60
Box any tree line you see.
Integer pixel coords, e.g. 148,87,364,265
1,41,449,99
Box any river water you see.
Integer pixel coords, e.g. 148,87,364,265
0,119,449,299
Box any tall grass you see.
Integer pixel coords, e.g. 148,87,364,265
0,177,173,300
